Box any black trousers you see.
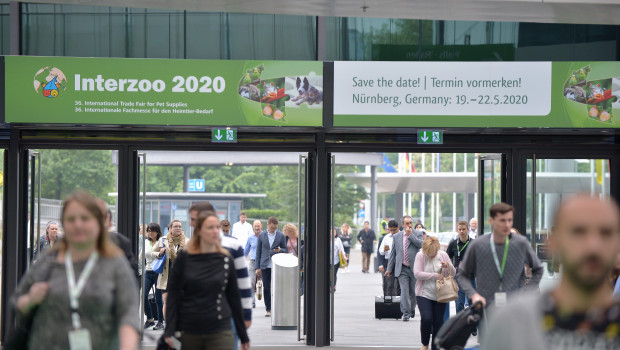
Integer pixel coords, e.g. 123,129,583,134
416,296,447,350
261,268,272,311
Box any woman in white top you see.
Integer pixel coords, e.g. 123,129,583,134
413,236,456,350
141,223,164,330
332,228,345,291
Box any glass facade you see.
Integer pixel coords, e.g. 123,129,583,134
20,4,618,61
325,17,618,61
21,4,317,59
0,2,9,55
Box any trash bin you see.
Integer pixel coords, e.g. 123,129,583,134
271,253,299,330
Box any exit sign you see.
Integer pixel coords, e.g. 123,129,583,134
417,130,443,145
212,128,237,143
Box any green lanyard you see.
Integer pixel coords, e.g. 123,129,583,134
490,233,509,290
457,240,469,257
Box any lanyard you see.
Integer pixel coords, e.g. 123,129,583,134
489,233,509,289
457,240,469,257
65,250,99,329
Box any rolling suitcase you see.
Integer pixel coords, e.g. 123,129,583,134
374,295,402,320
434,302,483,350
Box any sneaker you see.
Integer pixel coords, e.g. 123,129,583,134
144,319,155,329
403,315,410,322
472,329,478,336
153,322,164,331
265,311,271,317
252,303,256,308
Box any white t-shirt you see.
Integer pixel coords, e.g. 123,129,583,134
422,256,442,301
232,221,253,249
379,234,395,260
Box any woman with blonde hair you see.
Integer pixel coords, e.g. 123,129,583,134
339,223,353,272
151,219,187,320
12,190,139,350
413,236,456,350
163,211,250,350
283,223,300,257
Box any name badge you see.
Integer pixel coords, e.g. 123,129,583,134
68,329,92,350
495,292,507,308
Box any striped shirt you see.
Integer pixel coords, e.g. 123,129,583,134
222,235,253,321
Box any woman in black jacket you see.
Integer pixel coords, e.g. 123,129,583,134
163,211,250,350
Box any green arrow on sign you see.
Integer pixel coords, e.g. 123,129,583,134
417,130,443,144
212,128,237,143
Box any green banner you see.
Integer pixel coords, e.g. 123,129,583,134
5,56,323,126
333,61,620,128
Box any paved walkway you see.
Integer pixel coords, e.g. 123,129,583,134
141,247,483,349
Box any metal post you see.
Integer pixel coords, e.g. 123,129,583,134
139,153,147,339
370,166,377,235
531,155,537,251
28,153,35,265
330,155,335,342
297,154,306,341
36,153,41,259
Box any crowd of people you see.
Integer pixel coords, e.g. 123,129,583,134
9,189,620,350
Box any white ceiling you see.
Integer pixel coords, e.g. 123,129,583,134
17,0,620,25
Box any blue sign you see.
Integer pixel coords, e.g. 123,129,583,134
358,208,365,218
188,179,206,192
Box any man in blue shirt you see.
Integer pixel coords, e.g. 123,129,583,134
245,220,262,308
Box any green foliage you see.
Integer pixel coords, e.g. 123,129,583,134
38,149,116,202
244,209,286,221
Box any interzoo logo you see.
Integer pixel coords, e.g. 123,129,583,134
33,66,68,98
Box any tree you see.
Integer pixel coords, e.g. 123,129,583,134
38,149,116,202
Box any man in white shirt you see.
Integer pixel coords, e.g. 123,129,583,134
232,211,253,249
468,217,478,239
378,220,400,296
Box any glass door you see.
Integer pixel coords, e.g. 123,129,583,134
477,154,506,236
526,157,611,288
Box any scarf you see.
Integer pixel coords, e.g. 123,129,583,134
166,232,186,263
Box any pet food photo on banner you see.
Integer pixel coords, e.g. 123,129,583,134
261,77,289,122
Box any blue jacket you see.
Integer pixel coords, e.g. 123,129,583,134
255,230,287,270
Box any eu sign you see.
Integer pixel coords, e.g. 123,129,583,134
188,179,205,192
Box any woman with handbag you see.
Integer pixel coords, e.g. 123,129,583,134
339,223,353,272
163,211,250,350
152,219,187,321
332,228,345,291
10,190,139,350
414,236,457,350
141,222,164,330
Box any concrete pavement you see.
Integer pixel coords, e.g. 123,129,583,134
140,246,483,349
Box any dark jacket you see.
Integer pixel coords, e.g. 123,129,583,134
255,230,287,270
109,231,140,282
376,233,388,267
357,229,376,253
447,236,472,269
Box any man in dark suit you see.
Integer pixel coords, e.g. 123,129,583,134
385,215,425,321
255,217,287,317
357,221,376,273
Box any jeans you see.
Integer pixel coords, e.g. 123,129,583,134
397,265,417,317
231,319,239,350
144,270,163,321
362,252,371,272
333,263,340,288
249,260,257,304
416,296,448,350
261,268,272,311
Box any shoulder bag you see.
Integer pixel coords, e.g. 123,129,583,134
436,257,459,303
151,239,166,274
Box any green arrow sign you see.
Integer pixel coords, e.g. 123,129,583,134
212,128,237,143
417,130,443,144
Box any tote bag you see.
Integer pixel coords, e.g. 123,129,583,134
436,261,459,303
151,240,166,274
